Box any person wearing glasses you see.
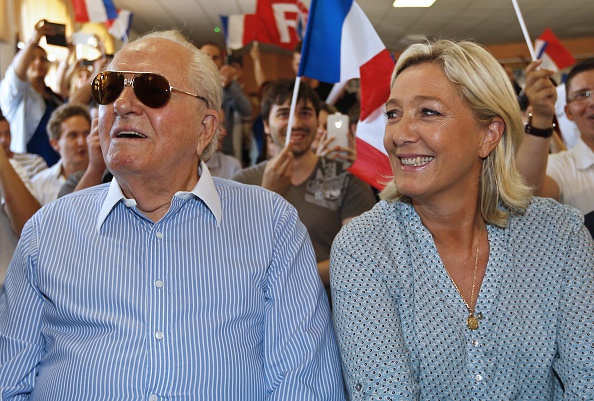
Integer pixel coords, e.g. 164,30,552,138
0,20,64,167
517,58,594,237
0,31,345,400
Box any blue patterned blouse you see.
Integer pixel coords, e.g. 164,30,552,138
330,197,594,400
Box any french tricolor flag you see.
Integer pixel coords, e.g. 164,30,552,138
72,0,118,23
107,9,133,43
221,0,307,51
220,14,258,50
535,28,575,72
298,0,394,189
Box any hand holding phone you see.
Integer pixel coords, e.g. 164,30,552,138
37,20,68,47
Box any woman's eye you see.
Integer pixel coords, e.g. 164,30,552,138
422,108,441,116
384,110,400,119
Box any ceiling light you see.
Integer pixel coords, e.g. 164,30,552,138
393,0,437,7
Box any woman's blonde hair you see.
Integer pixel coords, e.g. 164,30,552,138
380,40,531,228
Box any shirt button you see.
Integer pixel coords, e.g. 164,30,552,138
155,331,164,340
155,232,163,239
475,374,483,382
155,280,164,288
354,383,362,392
472,340,479,347
149,395,158,401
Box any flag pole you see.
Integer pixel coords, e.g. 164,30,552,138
285,76,301,147
511,0,536,61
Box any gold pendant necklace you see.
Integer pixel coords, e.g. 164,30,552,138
445,226,482,330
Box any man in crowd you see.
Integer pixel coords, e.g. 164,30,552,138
232,79,376,295
199,42,252,162
517,58,594,236
0,31,345,400
29,103,90,205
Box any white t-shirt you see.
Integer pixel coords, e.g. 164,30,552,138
30,159,66,206
547,138,594,215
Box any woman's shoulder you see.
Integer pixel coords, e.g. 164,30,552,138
518,197,585,233
335,200,412,244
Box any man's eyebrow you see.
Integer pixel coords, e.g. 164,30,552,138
570,86,593,94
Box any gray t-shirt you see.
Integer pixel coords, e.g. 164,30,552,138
232,157,376,263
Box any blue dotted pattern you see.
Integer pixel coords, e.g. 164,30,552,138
330,197,594,400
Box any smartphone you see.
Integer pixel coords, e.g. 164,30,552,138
326,112,350,150
71,32,98,48
42,21,68,47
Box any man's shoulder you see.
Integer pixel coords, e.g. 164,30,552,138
29,183,109,227
30,165,55,183
12,152,48,177
214,174,272,197
214,176,300,219
231,161,267,185
549,139,594,168
219,153,242,167
44,183,110,207
547,144,594,189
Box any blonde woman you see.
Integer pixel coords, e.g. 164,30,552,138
330,40,594,400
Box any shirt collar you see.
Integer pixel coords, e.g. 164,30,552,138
50,159,63,178
570,138,594,170
96,161,222,232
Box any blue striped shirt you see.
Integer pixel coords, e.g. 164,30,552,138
0,163,345,400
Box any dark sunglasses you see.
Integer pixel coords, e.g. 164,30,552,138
91,71,209,109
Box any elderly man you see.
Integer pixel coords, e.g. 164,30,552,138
0,31,344,400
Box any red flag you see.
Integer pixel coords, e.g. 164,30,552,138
535,28,575,71
221,0,307,50
298,0,394,189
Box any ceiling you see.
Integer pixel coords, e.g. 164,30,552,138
112,0,594,56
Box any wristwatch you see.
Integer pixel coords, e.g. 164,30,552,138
524,112,555,138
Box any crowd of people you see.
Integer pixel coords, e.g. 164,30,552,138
0,19,592,400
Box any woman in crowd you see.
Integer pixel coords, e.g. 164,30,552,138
330,40,594,399
0,20,63,166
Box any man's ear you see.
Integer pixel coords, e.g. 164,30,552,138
263,119,270,135
564,104,575,122
197,109,219,155
49,138,60,153
479,116,504,159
